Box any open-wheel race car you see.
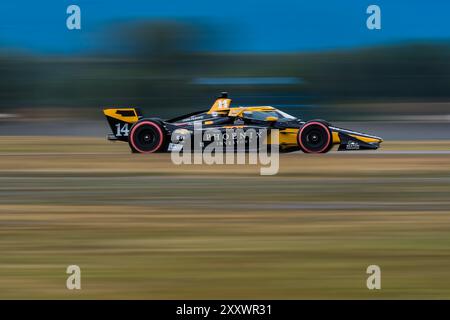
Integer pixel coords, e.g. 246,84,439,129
103,92,382,153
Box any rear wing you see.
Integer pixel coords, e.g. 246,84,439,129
103,107,142,141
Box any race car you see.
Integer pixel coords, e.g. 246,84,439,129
103,92,382,153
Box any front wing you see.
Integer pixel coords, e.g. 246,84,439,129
330,126,383,151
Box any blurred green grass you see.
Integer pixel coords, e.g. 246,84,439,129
0,137,449,299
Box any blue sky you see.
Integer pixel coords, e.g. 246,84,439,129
0,0,449,53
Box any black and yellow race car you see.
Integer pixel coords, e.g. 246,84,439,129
103,92,382,153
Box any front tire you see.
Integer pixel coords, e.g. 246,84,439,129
129,120,167,153
298,121,333,153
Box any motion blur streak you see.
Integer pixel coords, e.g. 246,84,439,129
0,19,449,121
0,0,450,299
0,137,449,298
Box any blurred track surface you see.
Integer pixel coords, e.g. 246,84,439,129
1,120,450,140
0,137,449,299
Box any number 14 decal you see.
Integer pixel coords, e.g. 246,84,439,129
115,123,130,136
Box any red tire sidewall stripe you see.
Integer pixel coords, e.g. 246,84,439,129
298,121,331,153
130,121,164,153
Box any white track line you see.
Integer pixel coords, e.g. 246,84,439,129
329,150,450,155
0,152,124,156
0,151,449,156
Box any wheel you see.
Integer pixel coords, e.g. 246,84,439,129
128,120,166,153
297,121,333,153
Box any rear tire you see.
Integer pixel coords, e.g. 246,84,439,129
298,121,333,153
129,119,167,153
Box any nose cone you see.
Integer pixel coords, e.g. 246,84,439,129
353,134,383,144
331,126,383,150
375,137,383,143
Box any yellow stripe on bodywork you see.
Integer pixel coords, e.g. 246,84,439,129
229,106,275,117
279,128,299,145
223,125,245,129
331,131,382,144
103,108,139,123
279,128,382,146
257,128,299,146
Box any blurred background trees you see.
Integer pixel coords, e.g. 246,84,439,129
0,21,449,120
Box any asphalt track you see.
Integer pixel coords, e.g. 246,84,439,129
0,150,450,156
0,136,449,299
0,119,449,156
0,120,449,140
0,107,449,298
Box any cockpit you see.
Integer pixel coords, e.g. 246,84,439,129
241,109,297,122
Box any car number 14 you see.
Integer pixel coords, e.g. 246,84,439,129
115,123,130,137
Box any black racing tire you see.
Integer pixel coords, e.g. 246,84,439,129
297,121,333,153
128,119,167,153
